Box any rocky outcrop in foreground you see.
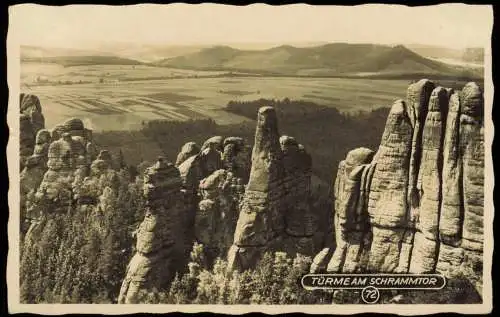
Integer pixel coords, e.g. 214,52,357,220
118,157,186,303
118,135,251,302
119,134,252,303
227,106,318,271
311,80,484,279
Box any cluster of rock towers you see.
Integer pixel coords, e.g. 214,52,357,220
310,79,484,277
20,93,112,224
118,106,320,303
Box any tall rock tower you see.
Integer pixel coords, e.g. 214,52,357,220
228,106,317,271
118,157,186,304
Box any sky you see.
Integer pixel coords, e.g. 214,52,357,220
9,3,493,49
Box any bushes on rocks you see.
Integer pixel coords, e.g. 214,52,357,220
134,243,333,304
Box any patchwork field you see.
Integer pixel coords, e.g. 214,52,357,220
21,62,469,131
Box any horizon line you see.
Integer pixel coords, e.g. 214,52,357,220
20,41,484,51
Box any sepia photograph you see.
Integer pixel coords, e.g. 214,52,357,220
6,3,493,314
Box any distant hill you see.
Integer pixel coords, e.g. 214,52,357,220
90,43,210,63
21,55,143,67
154,43,482,79
20,43,483,79
462,48,484,63
406,44,484,64
21,43,331,64
21,45,111,59
21,45,144,66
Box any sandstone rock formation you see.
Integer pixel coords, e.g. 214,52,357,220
177,137,224,194
51,118,91,141
280,135,314,238
319,147,374,273
174,136,251,263
368,100,413,272
310,80,484,280
20,115,36,171
437,82,484,276
117,133,252,301
20,129,51,197
409,87,449,273
195,169,245,261
29,133,76,216
175,142,200,166
74,150,120,213
228,106,319,271
118,157,187,304
222,136,251,182
20,93,45,170
201,136,224,152
20,108,106,233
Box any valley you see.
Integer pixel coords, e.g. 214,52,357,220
21,62,474,131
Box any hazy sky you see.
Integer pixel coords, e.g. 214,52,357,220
9,3,492,49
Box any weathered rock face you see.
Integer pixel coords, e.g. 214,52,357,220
322,147,374,273
199,142,223,177
178,154,204,195
407,79,435,212
20,115,35,170
188,135,251,262
20,108,99,226
222,136,251,182
74,151,120,211
28,133,76,217
228,106,319,271
195,169,245,262
175,142,200,166
367,100,413,272
458,82,484,252
21,129,52,198
177,136,248,266
32,129,51,161
409,87,449,273
20,94,46,170
177,137,225,194
310,80,484,282
118,157,187,304
437,82,484,275
201,136,224,152
228,107,285,270
51,118,92,144
438,92,462,247
20,94,44,127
